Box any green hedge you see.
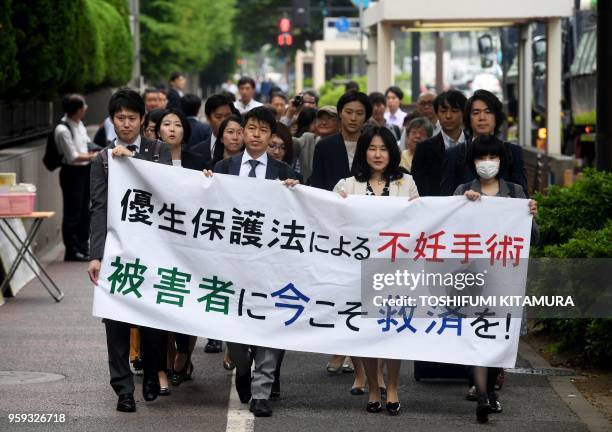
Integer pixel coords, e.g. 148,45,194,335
318,76,368,107
533,169,612,367
1,0,132,100
0,0,19,91
533,169,612,248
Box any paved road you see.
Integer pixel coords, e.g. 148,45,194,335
0,258,592,432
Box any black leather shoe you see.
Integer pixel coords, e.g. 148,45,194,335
204,339,223,353
235,372,252,404
350,387,365,395
143,376,160,401
366,401,382,413
159,387,171,396
249,399,272,417
116,394,136,412
386,401,401,416
64,251,90,262
476,395,489,423
487,392,502,414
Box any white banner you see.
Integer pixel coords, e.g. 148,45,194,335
93,155,533,368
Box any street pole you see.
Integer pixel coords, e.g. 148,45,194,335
435,32,444,94
411,32,421,102
359,4,365,76
129,0,141,91
596,0,611,171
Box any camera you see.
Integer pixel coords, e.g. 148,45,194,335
292,94,303,107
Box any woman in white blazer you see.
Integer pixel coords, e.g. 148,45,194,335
333,126,419,416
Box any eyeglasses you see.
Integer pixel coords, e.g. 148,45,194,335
268,144,286,151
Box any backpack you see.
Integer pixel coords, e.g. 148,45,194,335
99,139,163,176
43,121,72,171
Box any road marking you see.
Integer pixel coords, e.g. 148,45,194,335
225,368,254,432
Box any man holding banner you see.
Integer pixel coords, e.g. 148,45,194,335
88,88,172,413
212,106,299,417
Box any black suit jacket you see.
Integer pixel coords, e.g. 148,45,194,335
440,138,528,197
213,151,297,180
309,133,350,191
186,117,211,151
167,88,182,111
89,138,172,260
181,147,208,171
411,133,446,196
191,136,213,169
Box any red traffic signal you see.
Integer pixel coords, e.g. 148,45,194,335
278,33,293,46
279,17,291,33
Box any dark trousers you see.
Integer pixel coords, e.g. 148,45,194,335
59,164,90,255
104,319,162,396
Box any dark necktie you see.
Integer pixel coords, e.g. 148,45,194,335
126,144,138,153
248,159,260,178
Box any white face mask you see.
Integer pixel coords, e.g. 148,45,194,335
476,159,500,179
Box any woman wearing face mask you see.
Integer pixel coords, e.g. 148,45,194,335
334,126,419,416
454,134,538,424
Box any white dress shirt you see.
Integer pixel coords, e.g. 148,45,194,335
384,109,407,129
55,115,91,166
441,129,466,149
115,135,142,152
104,116,117,144
210,134,217,156
239,151,268,179
234,99,263,114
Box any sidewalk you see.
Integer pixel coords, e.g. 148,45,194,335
0,258,602,432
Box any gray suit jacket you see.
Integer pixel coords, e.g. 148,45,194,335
89,137,172,260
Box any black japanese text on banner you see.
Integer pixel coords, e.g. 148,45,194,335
93,155,533,368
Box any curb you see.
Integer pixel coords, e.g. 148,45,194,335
519,340,611,432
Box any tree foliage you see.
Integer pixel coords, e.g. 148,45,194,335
0,0,19,92
0,0,132,99
140,0,237,82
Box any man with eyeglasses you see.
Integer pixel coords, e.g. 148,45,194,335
416,92,441,135
292,105,340,184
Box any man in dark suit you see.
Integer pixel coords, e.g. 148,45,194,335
167,71,186,111
210,107,298,417
310,91,372,191
440,89,528,196
87,88,172,413
181,94,211,153
412,90,467,196
193,94,240,169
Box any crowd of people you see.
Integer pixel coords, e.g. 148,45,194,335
54,71,538,423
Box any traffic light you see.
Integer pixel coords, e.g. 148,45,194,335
278,17,293,46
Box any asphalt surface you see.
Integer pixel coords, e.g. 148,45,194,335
0,257,593,432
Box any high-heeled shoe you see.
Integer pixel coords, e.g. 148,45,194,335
350,386,365,395
171,359,194,386
366,401,382,413
386,401,401,416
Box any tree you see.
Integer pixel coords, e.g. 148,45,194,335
6,0,82,99
140,0,237,82
0,0,19,93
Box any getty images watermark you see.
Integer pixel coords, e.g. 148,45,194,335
361,259,612,319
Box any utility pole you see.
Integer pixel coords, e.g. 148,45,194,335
128,0,141,91
411,32,421,101
596,0,611,170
